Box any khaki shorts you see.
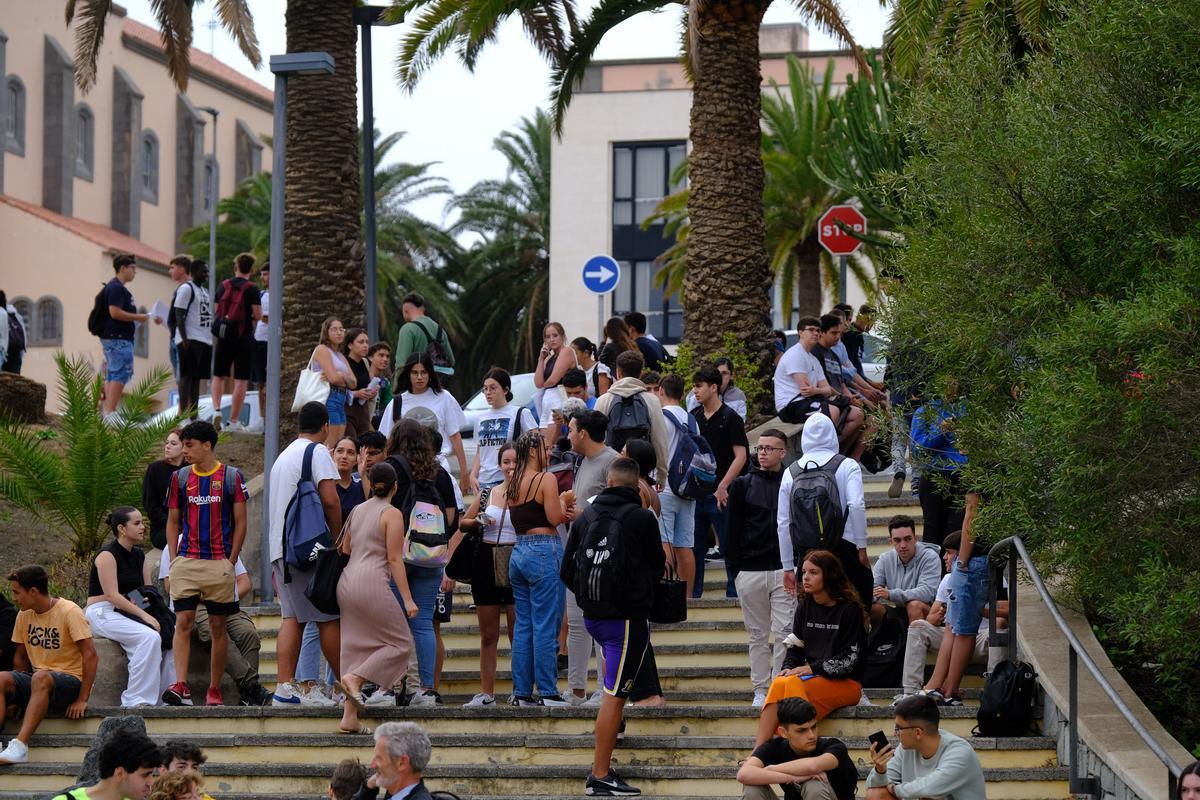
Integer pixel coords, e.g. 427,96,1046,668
169,556,239,615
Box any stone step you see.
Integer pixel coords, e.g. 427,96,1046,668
0,763,1071,798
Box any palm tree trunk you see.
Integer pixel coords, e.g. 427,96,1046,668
280,0,364,435
684,0,775,383
794,235,824,317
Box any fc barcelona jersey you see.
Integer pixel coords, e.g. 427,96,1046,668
167,462,248,559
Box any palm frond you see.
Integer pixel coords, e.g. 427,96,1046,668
213,0,262,68
67,0,111,93
150,0,195,91
789,0,871,76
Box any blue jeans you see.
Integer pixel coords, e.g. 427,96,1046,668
101,338,134,384
692,494,735,598
296,622,334,685
509,535,565,699
947,555,990,635
169,338,179,379
393,564,442,689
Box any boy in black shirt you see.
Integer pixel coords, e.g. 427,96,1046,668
738,697,858,800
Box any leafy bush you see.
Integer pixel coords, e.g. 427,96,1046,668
0,353,176,557
662,332,768,416
882,0,1200,750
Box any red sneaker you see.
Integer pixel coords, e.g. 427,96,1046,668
205,686,224,706
162,682,192,706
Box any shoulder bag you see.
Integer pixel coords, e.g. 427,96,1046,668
490,504,513,589
304,507,353,615
292,346,331,412
445,488,489,583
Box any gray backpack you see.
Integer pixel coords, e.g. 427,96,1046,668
787,455,847,564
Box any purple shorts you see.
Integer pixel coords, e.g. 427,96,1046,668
584,617,650,698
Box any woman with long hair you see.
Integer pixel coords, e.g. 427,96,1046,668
507,429,569,706
449,442,519,706
85,506,174,707
378,352,470,498
533,322,578,444
1179,762,1200,800
335,462,418,734
141,428,184,584
384,419,458,707
571,337,613,398
754,550,869,744
470,367,538,494
310,317,357,449
598,317,639,371
343,328,377,440
332,436,365,522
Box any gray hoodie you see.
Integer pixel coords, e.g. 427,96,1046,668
593,377,670,486
872,541,942,604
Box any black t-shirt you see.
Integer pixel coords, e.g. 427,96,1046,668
102,277,136,340
841,327,866,377
811,343,846,392
635,336,669,372
750,736,858,800
87,540,146,598
690,403,748,483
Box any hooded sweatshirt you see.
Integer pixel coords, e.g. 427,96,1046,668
777,413,868,567
872,541,942,605
593,377,670,486
725,466,785,571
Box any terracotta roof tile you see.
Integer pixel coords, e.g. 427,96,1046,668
121,17,273,105
0,194,173,267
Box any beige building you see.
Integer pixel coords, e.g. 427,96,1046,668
549,24,871,344
0,3,272,409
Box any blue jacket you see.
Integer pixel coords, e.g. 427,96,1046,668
911,399,967,470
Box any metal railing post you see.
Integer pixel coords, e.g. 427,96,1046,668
1069,646,1100,796
1007,552,1018,662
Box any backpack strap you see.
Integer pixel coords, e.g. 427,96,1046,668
413,317,444,348
300,441,318,488
175,465,193,509
511,406,524,441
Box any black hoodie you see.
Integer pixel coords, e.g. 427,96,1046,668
560,485,666,619
724,466,785,571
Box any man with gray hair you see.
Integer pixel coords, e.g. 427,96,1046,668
370,721,433,800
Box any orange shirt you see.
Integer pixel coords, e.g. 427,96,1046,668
12,598,92,679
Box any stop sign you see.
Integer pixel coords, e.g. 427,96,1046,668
818,205,867,256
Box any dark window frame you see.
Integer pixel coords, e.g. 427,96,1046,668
32,295,63,347
5,75,25,156
74,103,95,181
140,130,160,204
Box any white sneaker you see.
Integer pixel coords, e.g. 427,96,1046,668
891,692,913,706
567,692,587,706
245,420,264,434
408,690,438,707
463,692,495,708
0,738,29,764
301,684,337,707
225,420,245,433
859,690,874,706
271,681,302,706
582,689,605,707
364,690,397,707
752,692,767,709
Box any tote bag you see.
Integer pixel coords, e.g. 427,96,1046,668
292,347,331,411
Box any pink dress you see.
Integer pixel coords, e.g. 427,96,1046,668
336,497,413,687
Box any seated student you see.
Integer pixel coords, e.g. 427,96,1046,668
0,565,98,766
51,728,161,800
738,697,859,800
160,739,216,800
899,531,1007,704
867,694,986,800
329,758,370,800
773,317,840,427
870,514,942,625
754,550,869,746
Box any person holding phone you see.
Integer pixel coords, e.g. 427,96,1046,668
866,694,986,800
738,697,858,800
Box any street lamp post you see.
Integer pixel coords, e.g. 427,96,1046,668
200,106,220,380
260,52,336,602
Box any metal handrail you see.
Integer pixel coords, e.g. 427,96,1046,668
987,535,1185,800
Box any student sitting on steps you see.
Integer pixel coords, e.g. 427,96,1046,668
867,694,986,800
738,697,859,800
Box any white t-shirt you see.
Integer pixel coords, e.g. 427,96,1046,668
475,404,538,486
378,390,467,468
173,281,213,346
587,362,612,399
254,290,269,342
268,438,339,563
773,343,824,412
661,404,690,466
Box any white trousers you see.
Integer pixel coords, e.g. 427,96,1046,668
564,589,606,694
903,618,1007,693
85,601,175,706
734,569,796,694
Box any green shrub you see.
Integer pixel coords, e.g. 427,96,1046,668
662,333,768,415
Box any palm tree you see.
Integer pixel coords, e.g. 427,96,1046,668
396,0,864,368
180,171,273,277
451,110,552,381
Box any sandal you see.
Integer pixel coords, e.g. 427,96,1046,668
335,681,365,711
338,723,372,735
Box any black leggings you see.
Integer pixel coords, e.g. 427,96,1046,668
918,469,965,550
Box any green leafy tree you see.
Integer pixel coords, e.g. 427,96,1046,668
0,355,176,556
181,171,272,278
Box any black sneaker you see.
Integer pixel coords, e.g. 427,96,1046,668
704,547,723,562
585,770,640,796
938,692,964,707
617,719,626,741
888,470,905,498
238,682,272,706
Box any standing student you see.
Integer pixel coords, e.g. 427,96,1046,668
690,366,749,598
738,697,859,800
571,337,613,397
937,490,995,706
593,349,671,486
249,263,270,433
310,318,357,450
687,357,749,420
367,341,393,427
99,254,153,417
471,367,538,493
344,329,377,440
534,322,578,444
333,436,366,522
561,457,666,797
162,256,191,383
163,420,248,707
598,317,640,372
656,374,697,595
210,253,262,432
911,395,967,550
726,429,794,708
0,291,27,375
142,429,184,584
623,311,669,372
394,292,456,393
172,259,213,418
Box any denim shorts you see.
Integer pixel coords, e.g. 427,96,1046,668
946,555,989,635
326,387,349,425
102,338,135,384
658,490,696,548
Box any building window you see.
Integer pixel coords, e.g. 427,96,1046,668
614,260,683,344
134,306,149,357
75,104,95,181
202,156,216,212
141,130,159,204
33,296,63,347
613,142,686,226
5,76,25,156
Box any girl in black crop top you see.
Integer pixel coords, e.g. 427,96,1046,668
506,430,566,534
86,507,158,629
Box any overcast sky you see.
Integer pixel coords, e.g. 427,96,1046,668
121,0,888,224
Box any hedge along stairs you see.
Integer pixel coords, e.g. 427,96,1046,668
1,477,1070,798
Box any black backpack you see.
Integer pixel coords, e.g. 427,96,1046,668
572,504,635,619
6,309,24,355
413,317,453,369
862,606,907,688
975,659,1039,736
87,285,109,336
787,455,847,565
605,393,652,453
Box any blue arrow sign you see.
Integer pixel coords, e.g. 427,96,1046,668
582,255,620,295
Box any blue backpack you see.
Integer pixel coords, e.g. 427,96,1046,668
663,410,718,501
283,442,334,568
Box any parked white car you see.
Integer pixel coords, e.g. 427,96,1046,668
151,391,265,432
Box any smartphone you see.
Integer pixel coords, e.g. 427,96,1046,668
868,730,889,751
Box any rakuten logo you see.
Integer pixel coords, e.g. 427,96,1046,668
188,496,223,504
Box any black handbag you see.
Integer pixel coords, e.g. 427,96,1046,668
649,564,688,624
446,488,490,584
304,512,351,615
119,585,176,651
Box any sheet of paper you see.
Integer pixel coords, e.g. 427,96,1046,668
150,300,169,324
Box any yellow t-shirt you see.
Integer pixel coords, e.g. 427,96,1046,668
12,598,92,679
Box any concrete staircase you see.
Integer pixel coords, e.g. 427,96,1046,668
0,482,1071,799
